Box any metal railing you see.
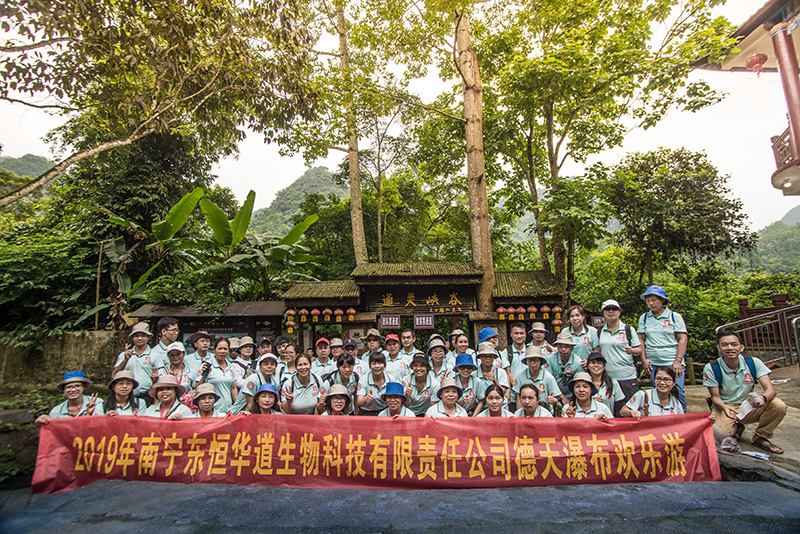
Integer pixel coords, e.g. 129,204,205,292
717,304,800,367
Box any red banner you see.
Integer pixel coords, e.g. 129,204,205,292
32,413,720,493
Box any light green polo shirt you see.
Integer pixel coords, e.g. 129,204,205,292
598,321,641,381
425,401,468,418
569,325,599,361
544,351,584,398
476,407,515,417
594,379,625,414
702,355,770,404
113,346,160,396
95,397,145,416
513,406,553,418
281,373,323,414
637,307,687,367
502,344,529,379
407,374,440,415
563,399,614,419
510,368,561,411
49,395,103,418
378,405,416,417
143,401,193,419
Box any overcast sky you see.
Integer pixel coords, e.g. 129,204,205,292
1,1,796,230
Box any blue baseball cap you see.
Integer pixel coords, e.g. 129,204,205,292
454,353,477,370
477,327,498,345
381,381,406,400
641,285,669,303
255,383,279,399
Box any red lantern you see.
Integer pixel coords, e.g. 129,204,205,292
285,320,296,333
541,305,551,320
311,308,321,322
346,308,357,322
527,305,537,319
551,319,562,332
298,308,309,322
515,306,526,315
745,52,768,77
334,308,345,323
323,308,333,321
552,306,562,313
285,309,296,317
497,307,506,320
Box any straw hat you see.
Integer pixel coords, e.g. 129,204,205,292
194,383,220,403
476,341,497,357
521,345,547,363
554,331,576,346
108,370,139,391
128,322,152,338
437,377,463,399
148,374,186,399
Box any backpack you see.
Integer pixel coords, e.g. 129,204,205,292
283,373,321,394
704,356,756,408
232,359,255,378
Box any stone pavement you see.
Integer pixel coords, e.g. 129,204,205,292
1,479,799,533
685,363,800,479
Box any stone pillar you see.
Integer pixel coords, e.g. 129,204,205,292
772,20,800,158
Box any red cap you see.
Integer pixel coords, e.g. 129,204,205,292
315,337,330,346
384,334,400,343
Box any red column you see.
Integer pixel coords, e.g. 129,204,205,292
772,21,800,157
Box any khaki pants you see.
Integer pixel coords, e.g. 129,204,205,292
711,398,787,440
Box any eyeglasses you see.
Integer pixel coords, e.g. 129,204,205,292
654,377,674,383
165,327,180,333
604,307,620,312
63,384,83,391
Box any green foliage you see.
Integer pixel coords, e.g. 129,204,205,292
0,464,35,484
1,0,318,204
0,389,63,418
0,154,55,179
145,270,234,315
250,167,345,236
593,148,756,286
0,225,97,337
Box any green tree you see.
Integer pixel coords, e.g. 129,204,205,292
477,0,737,284
593,148,756,286
0,127,234,336
0,0,317,207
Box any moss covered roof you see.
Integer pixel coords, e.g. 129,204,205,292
351,262,482,278
493,270,564,298
282,280,360,300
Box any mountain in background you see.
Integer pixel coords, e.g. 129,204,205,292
780,205,800,227
250,166,346,235
0,154,55,178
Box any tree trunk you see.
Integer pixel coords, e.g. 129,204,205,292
377,181,383,263
0,128,154,207
455,10,494,312
523,123,550,272
566,234,575,297
337,6,368,265
552,236,566,284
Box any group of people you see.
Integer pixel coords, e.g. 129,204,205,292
35,285,787,454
